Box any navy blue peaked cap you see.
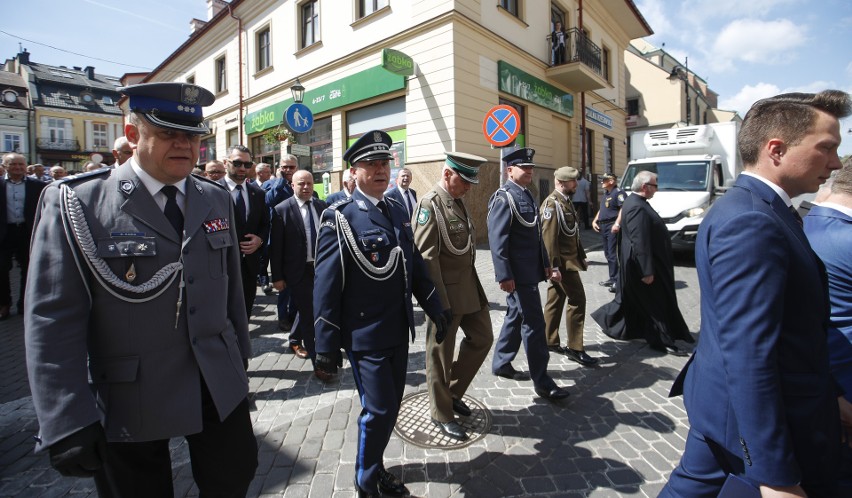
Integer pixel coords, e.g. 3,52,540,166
120,82,215,135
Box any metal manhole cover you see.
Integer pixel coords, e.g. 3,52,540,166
394,391,491,449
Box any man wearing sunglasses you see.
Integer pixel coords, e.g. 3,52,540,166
221,145,270,316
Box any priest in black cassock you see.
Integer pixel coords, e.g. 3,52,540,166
591,170,694,355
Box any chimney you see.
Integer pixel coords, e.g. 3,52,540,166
85,66,96,80
17,49,29,65
207,0,228,21
190,18,208,34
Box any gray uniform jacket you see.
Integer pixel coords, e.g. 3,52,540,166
25,165,250,450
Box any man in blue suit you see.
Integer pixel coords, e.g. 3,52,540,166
805,163,852,493
487,147,570,401
662,90,852,497
313,130,447,498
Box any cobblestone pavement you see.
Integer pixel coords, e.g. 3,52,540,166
0,228,700,497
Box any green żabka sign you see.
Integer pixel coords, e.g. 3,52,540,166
498,61,574,117
244,65,405,134
382,48,415,76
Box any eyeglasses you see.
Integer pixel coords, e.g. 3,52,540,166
229,160,253,169
646,183,658,187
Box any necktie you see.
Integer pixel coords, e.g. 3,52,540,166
161,185,184,236
234,184,247,223
405,190,413,215
377,200,391,221
306,200,317,258
789,205,803,227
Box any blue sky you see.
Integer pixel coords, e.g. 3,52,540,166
3,0,851,155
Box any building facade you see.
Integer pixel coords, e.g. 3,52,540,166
625,40,741,161
144,0,651,235
0,69,31,160
3,50,124,170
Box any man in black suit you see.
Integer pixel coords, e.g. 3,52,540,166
221,145,270,316
0,152,46,319
386,167,417,218
269,170,329,381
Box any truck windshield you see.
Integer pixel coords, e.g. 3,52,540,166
621,161,710,192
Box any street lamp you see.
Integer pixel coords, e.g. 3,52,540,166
290,78,305,104
668,56,690,126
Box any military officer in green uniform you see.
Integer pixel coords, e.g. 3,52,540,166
413,152,493,441
540,166,598,367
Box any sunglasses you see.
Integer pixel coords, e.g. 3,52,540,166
229,160,253,169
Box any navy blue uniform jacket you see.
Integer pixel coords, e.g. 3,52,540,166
313,190,442,352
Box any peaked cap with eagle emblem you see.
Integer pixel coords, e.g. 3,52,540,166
120,82,215,135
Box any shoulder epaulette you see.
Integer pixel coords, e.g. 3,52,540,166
423,190,439,201
190,173,228,191
329,196,353,210
385,196,402,207
57,167,111,184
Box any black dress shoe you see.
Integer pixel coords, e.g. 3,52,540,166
534,385,571,400
564,348,598,366
354,480,379,498
493,365,530,381
547,345,566,354
608,285,616,293
599,280,614,287
650,344,689,357
377,468,409,497
432,418,469,440
452,398,472,417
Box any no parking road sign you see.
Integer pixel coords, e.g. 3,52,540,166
482,105,520,147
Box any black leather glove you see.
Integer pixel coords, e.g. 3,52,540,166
49,422,107,477
433,309,451,344
316,350,342,375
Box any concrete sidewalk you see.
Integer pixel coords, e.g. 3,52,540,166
0,228,700,497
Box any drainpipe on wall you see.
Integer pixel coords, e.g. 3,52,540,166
578,0,587,178
228,4,244,141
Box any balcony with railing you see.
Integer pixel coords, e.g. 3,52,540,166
37,138,80,151
545,28,609,92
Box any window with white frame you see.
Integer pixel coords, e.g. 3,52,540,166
359,0,388,18
499,0,520,17
300,1,319,48
2,132,22,152
256,26,271,72
47,117,68,142
215,56,227,93
93,122,108,149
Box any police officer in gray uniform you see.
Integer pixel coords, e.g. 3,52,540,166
487,147,571,401
25,83,257,497
313,130,446,498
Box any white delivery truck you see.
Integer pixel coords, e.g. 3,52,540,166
620,121,742,250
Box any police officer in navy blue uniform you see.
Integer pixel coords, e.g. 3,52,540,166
487,148,571,401
313,130,447,498
592,173,625,290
